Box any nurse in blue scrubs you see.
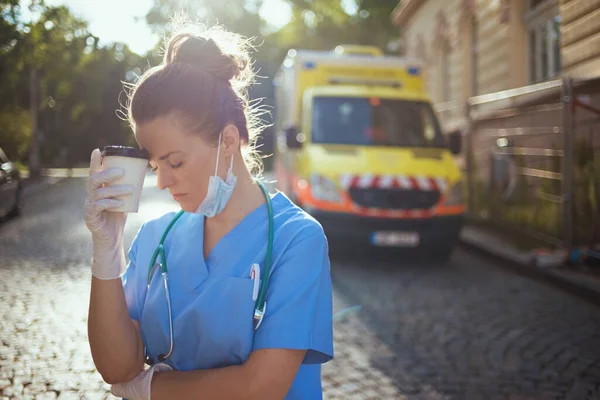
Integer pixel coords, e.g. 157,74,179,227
84,24,333,400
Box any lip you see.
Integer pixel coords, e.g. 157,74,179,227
172,193,187,200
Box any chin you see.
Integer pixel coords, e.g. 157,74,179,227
174,198,197,213
180,204,198,213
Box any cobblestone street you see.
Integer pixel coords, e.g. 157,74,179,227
1,176,600,399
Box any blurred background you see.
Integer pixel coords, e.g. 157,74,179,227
0,0,399,172
3,0,600,399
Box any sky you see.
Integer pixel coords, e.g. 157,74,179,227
19,0,295,55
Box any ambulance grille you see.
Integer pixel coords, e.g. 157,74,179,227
348,188,440,210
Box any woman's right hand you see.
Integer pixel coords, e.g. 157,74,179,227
84,148,134,280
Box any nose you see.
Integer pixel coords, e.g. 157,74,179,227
156,168,175,191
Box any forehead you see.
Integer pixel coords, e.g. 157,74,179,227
135,116,190,157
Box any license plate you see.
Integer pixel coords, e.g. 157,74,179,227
371,231,420,247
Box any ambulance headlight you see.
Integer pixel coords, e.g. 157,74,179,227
310,175,341,202
443,181,464,206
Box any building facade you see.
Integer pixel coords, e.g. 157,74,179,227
391,0,600,107
392,0,600,247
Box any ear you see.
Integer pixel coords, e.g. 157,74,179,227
221,123,240,156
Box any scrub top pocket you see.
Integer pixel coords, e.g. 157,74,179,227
141,275,257,372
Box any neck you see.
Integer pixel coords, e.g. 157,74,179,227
206,157,265,227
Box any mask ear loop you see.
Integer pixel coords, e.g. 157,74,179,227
215,131,235,178
214,131,222,177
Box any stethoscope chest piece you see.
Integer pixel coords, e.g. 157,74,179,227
253,302,267,330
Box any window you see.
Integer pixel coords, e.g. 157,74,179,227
527,2,561,83
311,97,446,148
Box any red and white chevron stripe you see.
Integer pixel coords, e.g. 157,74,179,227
339,174,447,192
349,205,435,219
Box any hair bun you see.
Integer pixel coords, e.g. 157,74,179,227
165,33,249,84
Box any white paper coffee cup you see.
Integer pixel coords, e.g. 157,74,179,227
101,146,149,213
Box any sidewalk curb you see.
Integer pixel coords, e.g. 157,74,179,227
459,227,600,308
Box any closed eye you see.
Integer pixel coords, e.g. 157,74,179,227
150,161,182,173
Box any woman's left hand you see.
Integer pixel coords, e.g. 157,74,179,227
110,363,173,400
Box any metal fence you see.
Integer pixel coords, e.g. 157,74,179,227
439,76,600,251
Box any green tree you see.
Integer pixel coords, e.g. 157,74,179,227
0,1,23,110
0,1,30,161
143,0,400,70
274,0,399,54
0,2,145,168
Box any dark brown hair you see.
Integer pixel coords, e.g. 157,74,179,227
124,21,265,175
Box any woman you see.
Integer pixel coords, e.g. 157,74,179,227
84,23,333,400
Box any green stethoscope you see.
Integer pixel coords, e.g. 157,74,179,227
144,180,274,365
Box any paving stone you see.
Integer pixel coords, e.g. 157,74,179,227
2,177,600,399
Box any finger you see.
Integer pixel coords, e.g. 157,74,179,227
154,363,174,373
92,184,134,202
110,383,127,398
83,198,124,229
88,167,125,191
110,376,145,399
83,209,102,232
89,198,124,212
89,148,102,177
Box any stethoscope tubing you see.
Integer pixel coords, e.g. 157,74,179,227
144,181,273,365
159,271,174,362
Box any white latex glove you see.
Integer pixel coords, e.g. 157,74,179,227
84,148,134,280
110,363,173,400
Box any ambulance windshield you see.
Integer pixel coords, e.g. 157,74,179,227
311,97,447,148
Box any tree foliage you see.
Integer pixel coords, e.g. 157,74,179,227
0,1,144,166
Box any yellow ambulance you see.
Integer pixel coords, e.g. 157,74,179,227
272,45,464,261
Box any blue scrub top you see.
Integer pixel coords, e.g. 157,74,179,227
122,191,334,399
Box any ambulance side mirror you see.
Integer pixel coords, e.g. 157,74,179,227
284,126,303,150
447,131,462,155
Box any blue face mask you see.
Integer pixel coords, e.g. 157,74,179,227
194,132,237,218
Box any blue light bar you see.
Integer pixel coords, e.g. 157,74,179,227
303,61,316,70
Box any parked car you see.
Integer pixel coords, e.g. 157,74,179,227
0,146,22,219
